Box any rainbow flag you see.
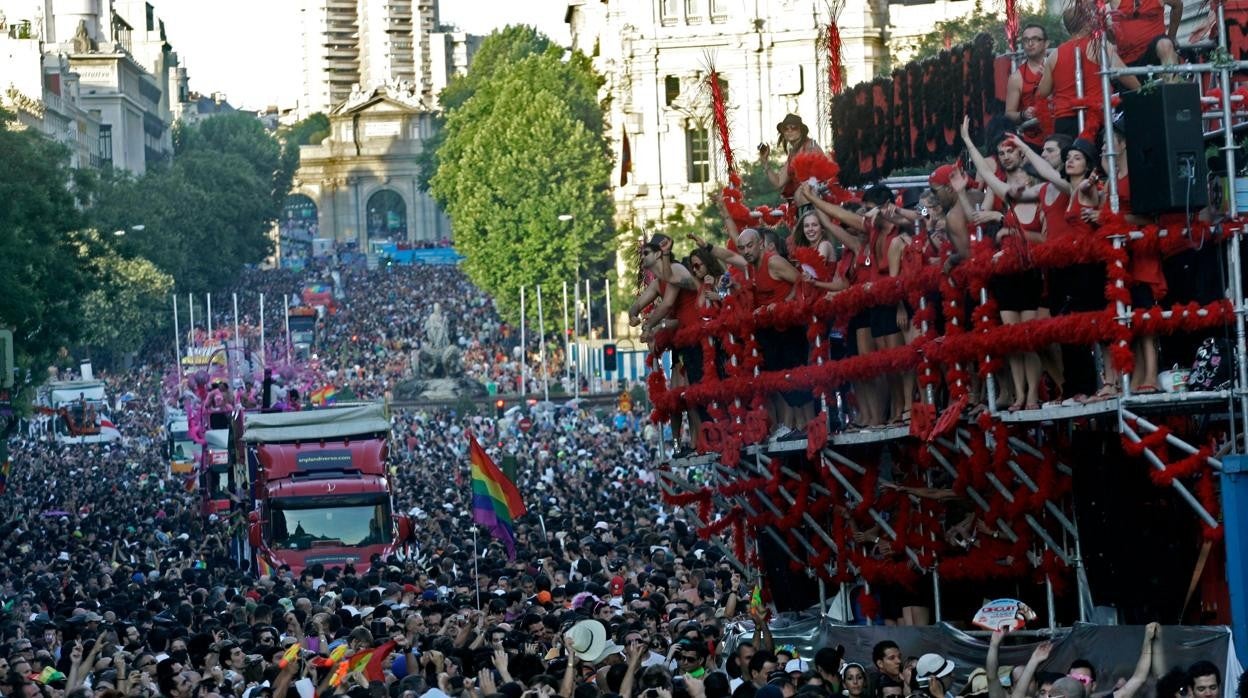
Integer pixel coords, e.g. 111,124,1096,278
468,432,526,559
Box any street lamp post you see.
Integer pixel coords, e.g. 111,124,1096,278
558,214,576,397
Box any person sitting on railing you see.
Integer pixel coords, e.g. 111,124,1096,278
629,234,703,453
959,119,1047,411
1005,24,1052,151
1109,0,1182,75
1036,2,1140,140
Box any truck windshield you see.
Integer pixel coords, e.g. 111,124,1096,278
269,496,389,550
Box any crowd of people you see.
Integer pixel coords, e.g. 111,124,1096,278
633,0,1229,447
2,0,1243,695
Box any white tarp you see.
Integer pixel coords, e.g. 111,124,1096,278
243,403,390,443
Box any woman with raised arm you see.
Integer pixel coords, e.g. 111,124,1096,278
959,120,1046,410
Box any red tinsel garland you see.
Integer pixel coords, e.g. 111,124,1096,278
827,22,844,96
708,70,735,174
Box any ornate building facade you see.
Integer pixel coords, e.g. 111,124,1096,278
289,82,451,252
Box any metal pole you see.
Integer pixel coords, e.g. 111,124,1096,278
173,295,182,383
1214,0,1248,448
259,293,266,363
605,279,614,341
188,293,195,348
1074,40,1085,133
233,292,240,343
206,293,212,337
1045,575,1057,630
520,286,527,396
537,286,549,401
1098,38,1121,213
573,280,581,400
586,278,594,393
932,566,943,623
283,293,291,365
562,281,571,381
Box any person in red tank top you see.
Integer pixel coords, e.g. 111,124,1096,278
1036,5,1139,139
1084,123,1163,392
959,121,1047,410
1005,24,1052,149
1111,0,1181,68
628,234,703,451
738,228,812,435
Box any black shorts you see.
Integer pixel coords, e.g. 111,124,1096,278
1127,34,1171,68
1129,282,1158,309
755,326,808,371
869,304,901,339
992,269,1043,312
678,343,706,385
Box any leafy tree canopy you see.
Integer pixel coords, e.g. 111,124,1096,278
908,1,1068,62
0,108,94,379
431,48,614,321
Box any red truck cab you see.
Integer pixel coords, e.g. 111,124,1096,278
242,404,412,575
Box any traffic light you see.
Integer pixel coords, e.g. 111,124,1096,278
602,343,617,372
495,399,505,418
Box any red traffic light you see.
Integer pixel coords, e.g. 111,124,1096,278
495,399,505,408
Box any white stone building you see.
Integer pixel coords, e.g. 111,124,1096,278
290,82,452,252
564,0,984,233
0,19,101,168
0,0,183,174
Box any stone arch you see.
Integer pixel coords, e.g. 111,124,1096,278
365,187,408,241
281,193,319,238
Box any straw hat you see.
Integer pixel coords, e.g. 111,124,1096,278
565,620,623,663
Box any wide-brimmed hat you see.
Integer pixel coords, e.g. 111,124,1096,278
777,113,810,138
565,619,623,663
916,653,956,682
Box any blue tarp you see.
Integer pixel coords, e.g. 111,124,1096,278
377,245,462,266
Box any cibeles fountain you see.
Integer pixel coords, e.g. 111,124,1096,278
393,302,487,402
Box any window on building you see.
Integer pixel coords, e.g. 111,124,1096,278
660,0,679,22
686,127,710,183
145,3,154,31
710,0,728,20
664,75,681,106
685,0,704,21
98,125,113,168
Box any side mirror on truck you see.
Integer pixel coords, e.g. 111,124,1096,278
395,514,413,543
248,511,263,548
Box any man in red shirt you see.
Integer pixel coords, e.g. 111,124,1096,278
738,228,811,437
1005,24,1050,149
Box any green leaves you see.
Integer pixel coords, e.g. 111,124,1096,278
430,30,613,321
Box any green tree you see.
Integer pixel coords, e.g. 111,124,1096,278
0,108,94,380
431,50,613,321
76,231,175,365
908,1,1068,61
278,112,331,190
91,114,280,292
419,26,560,192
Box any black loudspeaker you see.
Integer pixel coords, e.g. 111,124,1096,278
1122,83,1208,214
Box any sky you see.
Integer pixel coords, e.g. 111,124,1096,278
158,0,570,111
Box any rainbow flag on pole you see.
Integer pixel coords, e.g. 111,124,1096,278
468,432,526,559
